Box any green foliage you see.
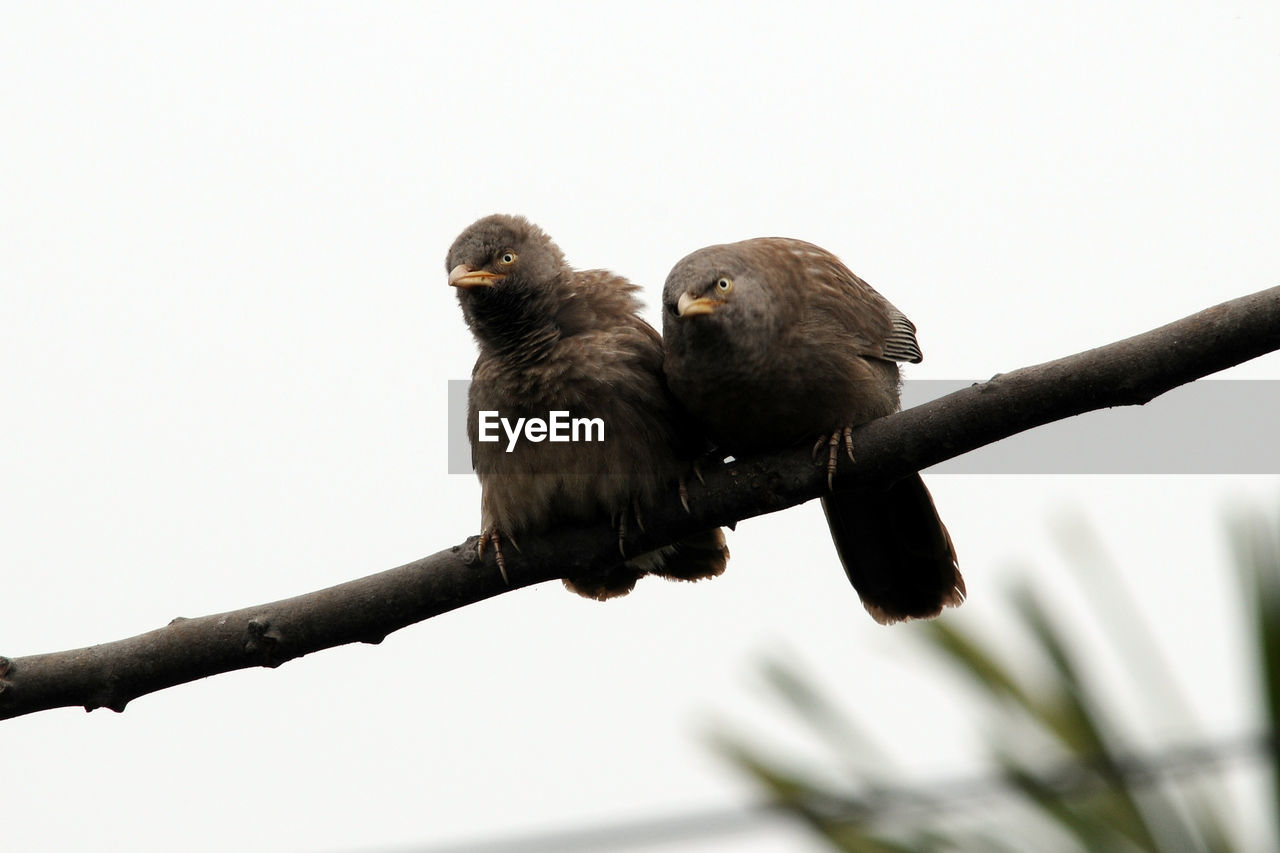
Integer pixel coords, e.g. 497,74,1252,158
712,508,1280,852
1229,506,1280,845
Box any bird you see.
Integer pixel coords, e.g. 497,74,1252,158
447,214,728,599
661,237,963,624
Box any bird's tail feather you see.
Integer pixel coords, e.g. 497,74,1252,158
651,527,730,583
563,528,728,600
822,474,964,624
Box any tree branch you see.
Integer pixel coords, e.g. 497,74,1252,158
2,285,1278,720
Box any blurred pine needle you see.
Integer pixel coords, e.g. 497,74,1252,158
711,506,1280,852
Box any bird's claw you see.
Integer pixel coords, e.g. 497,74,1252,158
614,510,628,557
815,427,856,490
477,529,510,584
613,499,648,557
677,456,710,515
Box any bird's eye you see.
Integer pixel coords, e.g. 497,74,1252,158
499,252,518,266
715,276,733,293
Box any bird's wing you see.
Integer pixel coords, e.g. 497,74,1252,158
757,238,923,365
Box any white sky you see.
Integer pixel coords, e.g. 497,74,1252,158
2,3,1279,851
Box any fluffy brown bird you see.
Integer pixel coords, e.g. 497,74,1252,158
662,237,963,624
448,214,727,599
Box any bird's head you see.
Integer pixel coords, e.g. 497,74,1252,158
662,240,784,348
446,214,566,294
446,214,568,348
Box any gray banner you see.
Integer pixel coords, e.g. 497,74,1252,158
446,379,1280,475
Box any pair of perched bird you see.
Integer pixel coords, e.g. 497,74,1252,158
447,214,964,624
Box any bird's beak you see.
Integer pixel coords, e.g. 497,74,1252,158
677,291,719,317
449,264,505,289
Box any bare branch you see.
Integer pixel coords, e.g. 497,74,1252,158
2,285,1277,720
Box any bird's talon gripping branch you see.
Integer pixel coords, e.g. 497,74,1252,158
842,426,855,462
477,530,509,585
822,432,836,490
826,435,838,490
815,427,858,490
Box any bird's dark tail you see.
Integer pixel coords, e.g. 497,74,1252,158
821,474,964,624
563,528,728,600
651,527,730,584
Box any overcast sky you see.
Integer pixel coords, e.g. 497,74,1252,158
3,3,1279,851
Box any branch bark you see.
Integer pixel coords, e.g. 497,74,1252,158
2,285,1278,720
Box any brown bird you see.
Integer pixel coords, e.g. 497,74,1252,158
662,238,963,624
448,214,727,599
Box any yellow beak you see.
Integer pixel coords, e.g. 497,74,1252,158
449,264,505,289
677,291,719,317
